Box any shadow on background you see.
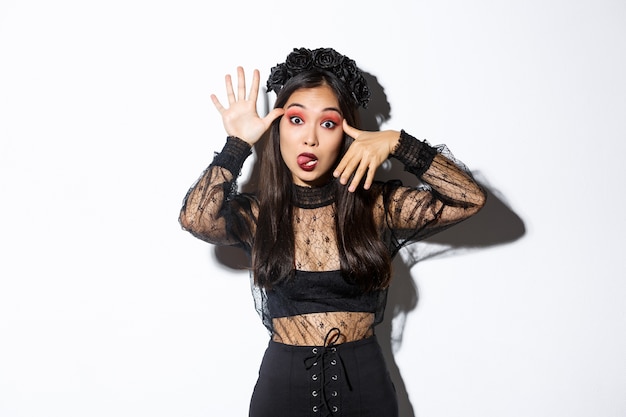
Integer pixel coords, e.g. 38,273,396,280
212,71,526,417
374,184,525,417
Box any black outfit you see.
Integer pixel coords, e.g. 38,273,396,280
179,131,485,417
250,336,397,417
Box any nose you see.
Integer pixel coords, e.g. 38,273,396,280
303,127,318,147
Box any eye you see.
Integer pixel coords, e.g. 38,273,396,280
289,115,304,125
321,120,337,129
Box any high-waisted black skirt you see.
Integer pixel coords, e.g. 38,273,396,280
249,335,398,417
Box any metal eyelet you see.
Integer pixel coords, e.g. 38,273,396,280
312,374,318,381
312,348,318,354
331,390,338,397
312,405,319,413
331,374,338,381
332,406,338,412
330,359,337,366
331,347,337,352
312,390,318,397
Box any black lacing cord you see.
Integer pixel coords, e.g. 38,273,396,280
304,328,353,415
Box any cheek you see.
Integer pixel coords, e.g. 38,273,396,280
279,135,299,172
330,134,344,156
278,119,299,147
278,138,290,164
323,135,344,166
278,123,292,151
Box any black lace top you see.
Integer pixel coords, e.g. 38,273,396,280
179,131,486,345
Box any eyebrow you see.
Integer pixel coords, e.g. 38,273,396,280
286,103,342,115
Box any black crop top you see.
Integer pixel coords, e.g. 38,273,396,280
267,270,382,317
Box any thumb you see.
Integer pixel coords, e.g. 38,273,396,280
264,108,285,125
342,119,361,139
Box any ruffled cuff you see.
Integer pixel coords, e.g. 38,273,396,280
209,136,253,174
391,130,438,178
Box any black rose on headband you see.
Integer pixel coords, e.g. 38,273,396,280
284,47,313,71
312,48,344,69
266,47,371,108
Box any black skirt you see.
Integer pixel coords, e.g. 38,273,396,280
249,335,398,417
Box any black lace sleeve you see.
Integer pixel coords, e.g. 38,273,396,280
381,130,487,257
178,137,257,252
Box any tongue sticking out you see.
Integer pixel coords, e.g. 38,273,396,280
297,154,318,168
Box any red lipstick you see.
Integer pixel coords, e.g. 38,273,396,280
297,153,318,171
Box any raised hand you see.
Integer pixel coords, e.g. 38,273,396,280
211,66,284,145
333,121,401,192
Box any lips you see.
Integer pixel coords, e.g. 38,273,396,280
297,153,318,172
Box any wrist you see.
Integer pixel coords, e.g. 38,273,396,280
387,130,402,155
391,130,438,177
210,136,252,173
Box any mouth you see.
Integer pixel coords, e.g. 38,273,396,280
297,153,318,172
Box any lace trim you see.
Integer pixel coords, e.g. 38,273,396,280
392,129,437,178
209,136,252,174
292,181,336,209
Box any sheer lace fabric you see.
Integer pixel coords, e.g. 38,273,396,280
293,204,341,272
179,132,486,346
272,312,374,345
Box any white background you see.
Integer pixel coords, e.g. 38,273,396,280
1,1,625,416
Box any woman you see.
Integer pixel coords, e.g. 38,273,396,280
179,47,486,417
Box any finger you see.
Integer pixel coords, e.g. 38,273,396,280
263,108,285,126
362,162,377,190
237,66,246,101
348,162,369,192
336,150,362,184
333,151,353,182
339,155,361,186
248,69,260,101
333,139,358,179
342,119,362,140
210,94,225,113
225,74,235,104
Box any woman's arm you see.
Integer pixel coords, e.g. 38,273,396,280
386,130,486,237
178,137,255,246
179,67,283,246
334,125,486,241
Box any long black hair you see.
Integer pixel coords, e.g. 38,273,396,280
252,70,391,292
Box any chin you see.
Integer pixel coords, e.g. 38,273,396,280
302,175,331,187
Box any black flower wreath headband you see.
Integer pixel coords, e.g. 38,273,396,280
266,47,371,108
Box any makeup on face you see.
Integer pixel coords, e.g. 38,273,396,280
279,86,345,187
297,152,318,171
284,106,342,127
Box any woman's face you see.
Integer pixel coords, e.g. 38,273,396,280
279,84,344,187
